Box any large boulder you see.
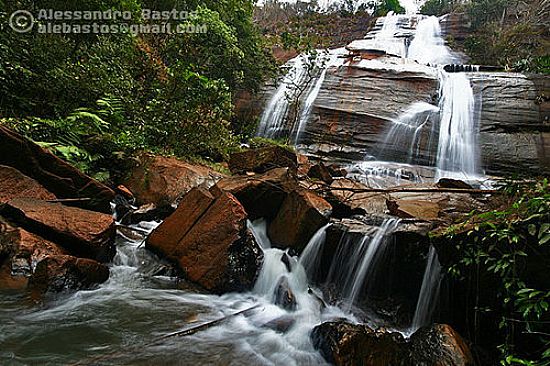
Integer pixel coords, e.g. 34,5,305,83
0,165,57,205
124,153,224,207
268,189,332,252
28,255,109,294
0,126,115,213
409,324,474,366
229,146,298,174
2,199,116,262
216,167,298,220
311,321,406,366
311,321,474,366
147,188,263,293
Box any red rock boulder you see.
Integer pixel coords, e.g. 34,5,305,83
124,153,224,206
0,165,57,205
229,146,298,174
216,167,298,220
0,126,115,213
268,189,332,252
29,255,109,294
2,199,116,262
147,188,263,293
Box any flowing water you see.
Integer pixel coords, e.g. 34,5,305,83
410,246,442,333
407,16,458,65
0,220,355,365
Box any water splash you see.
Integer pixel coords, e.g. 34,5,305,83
411,246,442,333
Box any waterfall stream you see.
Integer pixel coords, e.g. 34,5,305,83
411,246,442,333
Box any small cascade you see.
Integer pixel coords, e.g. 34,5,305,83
407,16,458,65
256,55,308,138
325,219,400,309
292,49,346,145
378,102,440,165
411,246,442,333
435,69,480,180
299,223,332,281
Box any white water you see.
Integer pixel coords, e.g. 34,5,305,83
256,55,309,138
292,49,346,145
324,219,400,309
408,16,458,65
411,246,442,333
379,102,440,164
435,69,481,180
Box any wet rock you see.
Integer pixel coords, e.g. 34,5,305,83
273,276,297,310
327,164,348,178
0,126,115,213
119,203,175,225
297,153,313,176
124,153,223,207
437,179,473,190
0,165,57,205
262,315,296,333
147,188,263,293
268,189,332,252
308,163,334,185
2,199,116,262
409,324,474,366
229,146,298,174
281,252,292,272
115,184,135,201
312,320,474,366
311,321,406,366
29,255,109,294
216,168,298,220
386,199,441,220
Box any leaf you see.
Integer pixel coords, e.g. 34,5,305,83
528,224,537,236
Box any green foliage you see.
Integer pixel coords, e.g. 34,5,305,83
463,0,549,73
0,0,275,179
443,179,550,365
247,136,294,152
374,0,405,16
419,0,454,16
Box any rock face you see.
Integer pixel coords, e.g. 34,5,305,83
229,146,298,174
216,167,298,220
28,255,109,294
2,199,116,262
311,321,474,366
146,188,263,293
0,126,115,213
268,189,332,252
0,165,57,205
124,153,223,206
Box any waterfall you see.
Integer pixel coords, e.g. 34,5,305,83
435,70,480,180
378,102,440,165
292,49,346,145
299,223,332,280
325,219,400,309
411,246,442,333
256,55,309,138
407,16,458,65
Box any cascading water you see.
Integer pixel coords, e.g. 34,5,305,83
435,69,480,180
323,219,401,309
407,16,458,65
378,102,440,165
256,55,308,138
411,246,442,333
292,48,346,145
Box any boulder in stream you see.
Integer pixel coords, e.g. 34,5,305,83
216,167,298,220
29,255,109,294
1,198,116,262
229,146,298,174
0,165,57,205
273,276,297,311
268,189,332,252
124,153,224,207
147,188,263,293
308,163,334,185
311,320,474,366
0,126,115,213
